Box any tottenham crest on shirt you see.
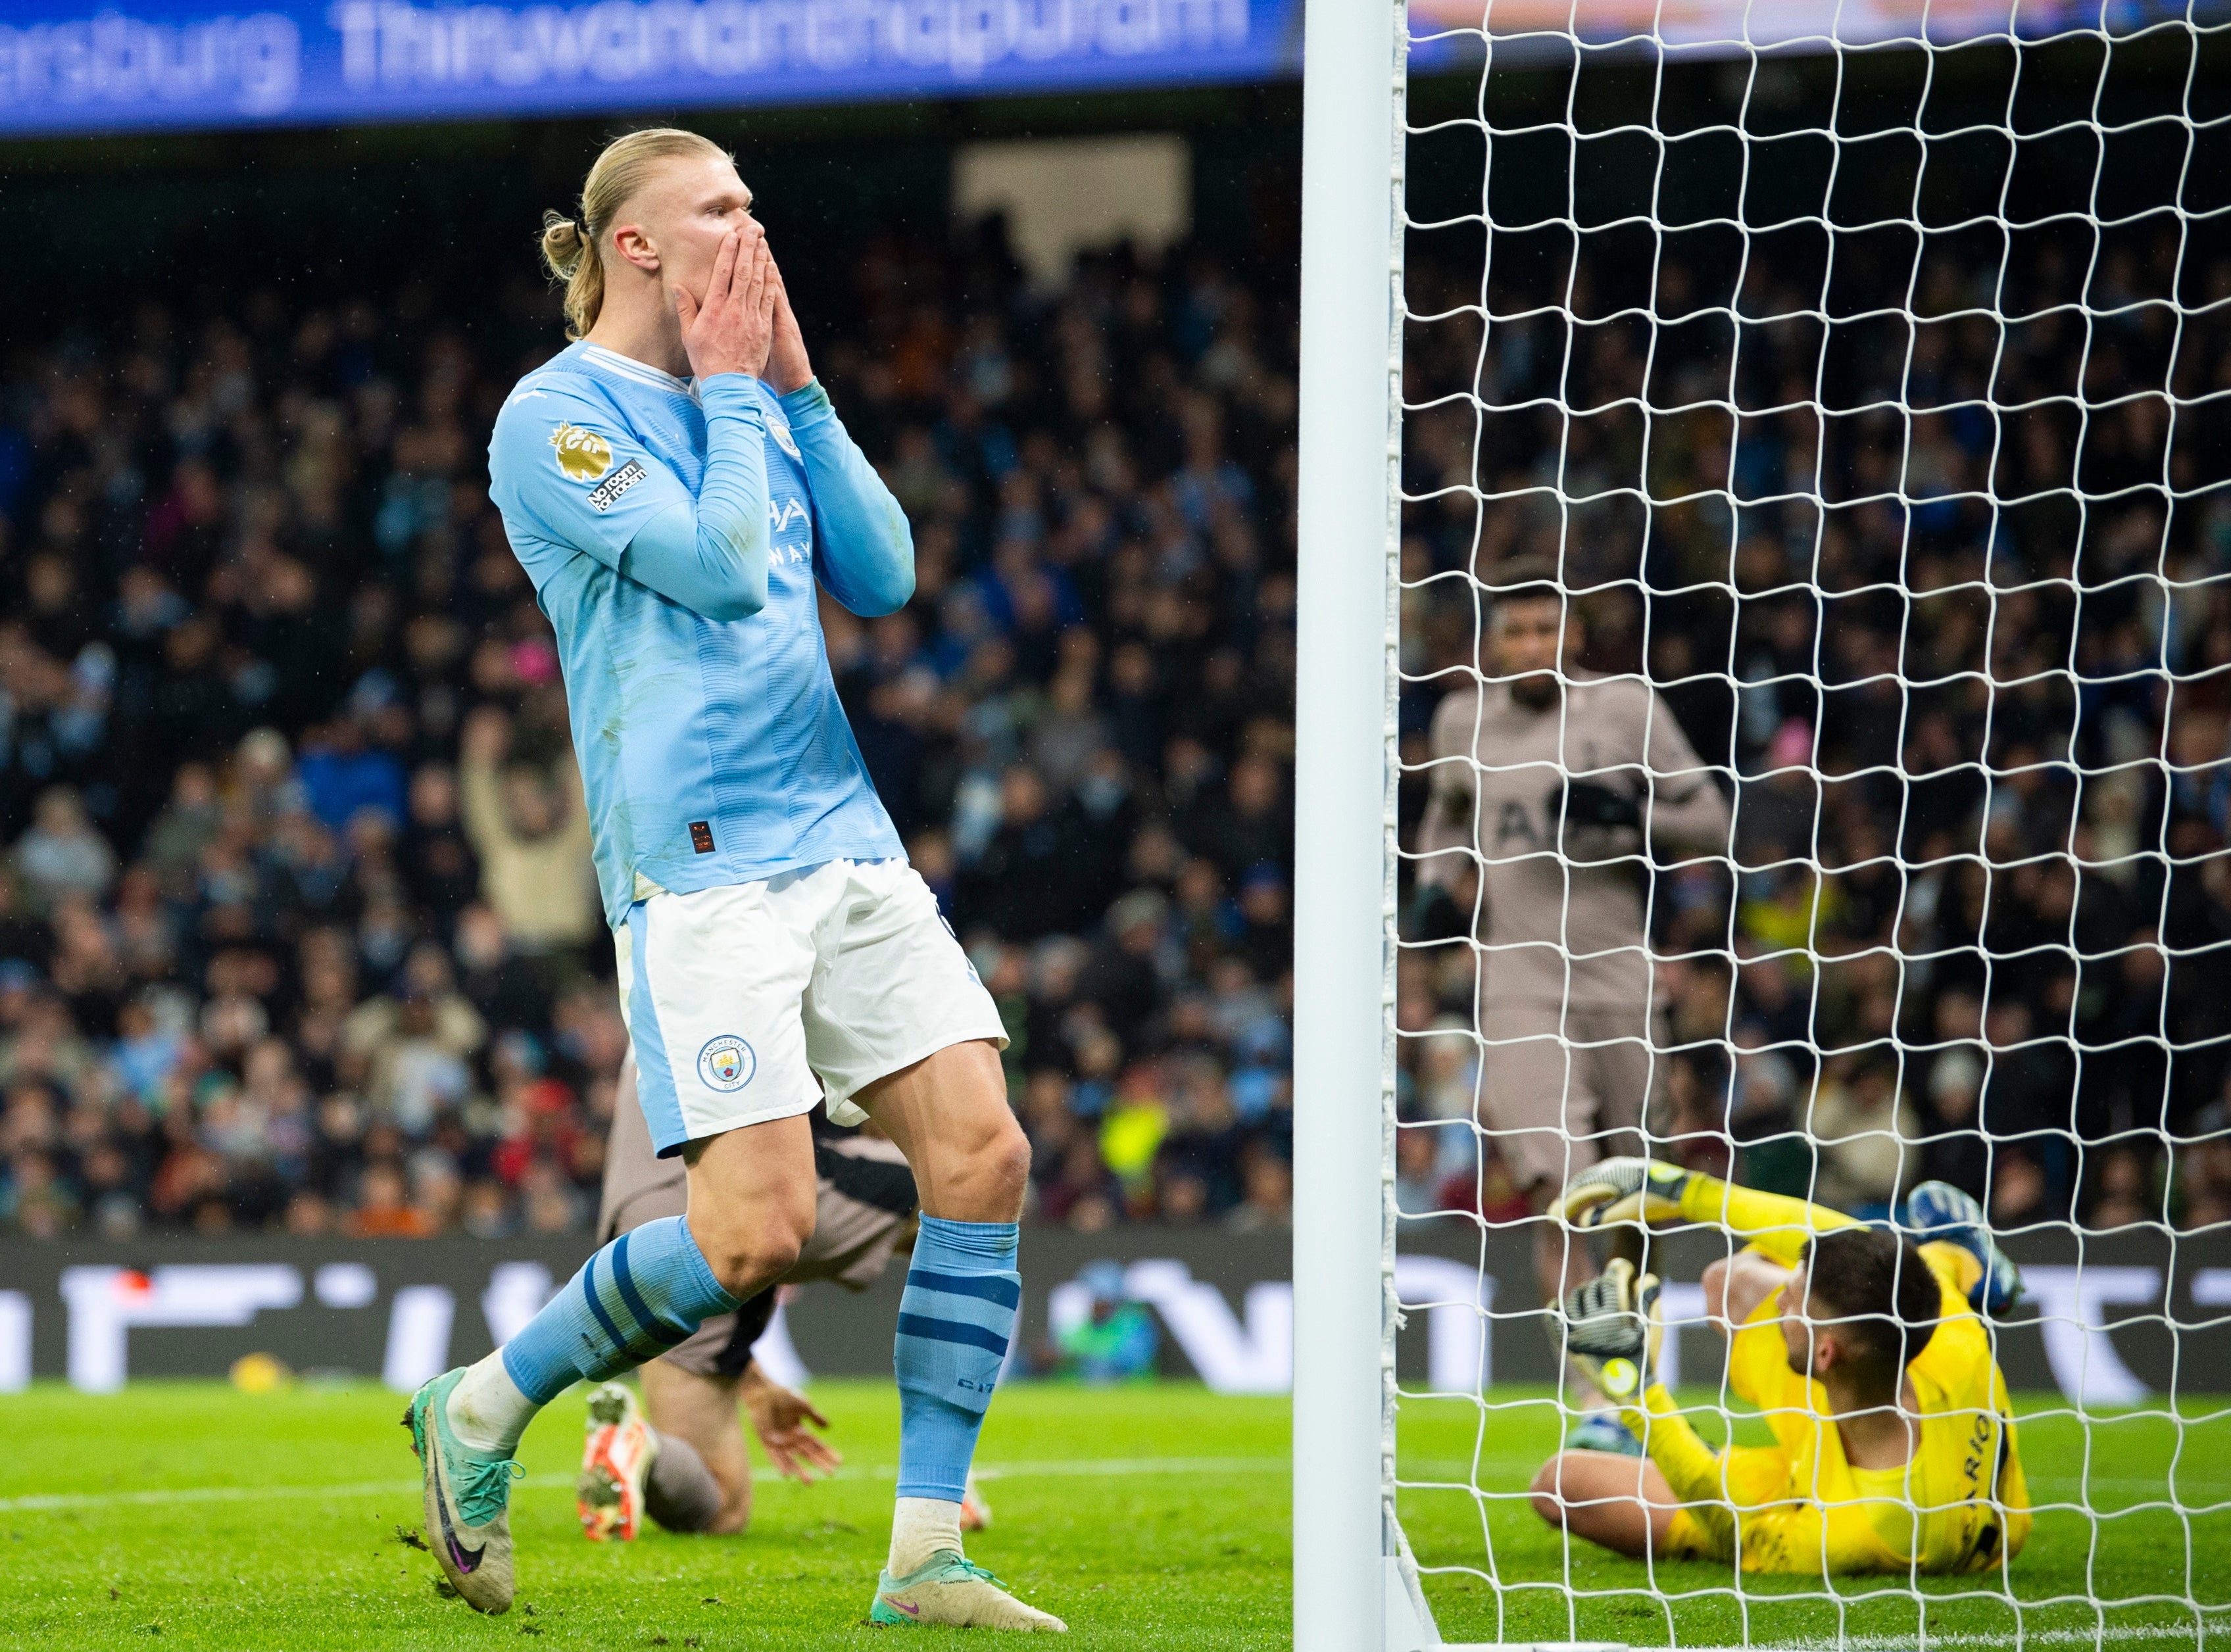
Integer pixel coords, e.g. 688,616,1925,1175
697,1034,756,1092
549,421,614,481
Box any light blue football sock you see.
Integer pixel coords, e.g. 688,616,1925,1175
500,1215,740,1405
893,1217,1019,1502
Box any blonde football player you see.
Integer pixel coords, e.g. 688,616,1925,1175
407,129,1056,1630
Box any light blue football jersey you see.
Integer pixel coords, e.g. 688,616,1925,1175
488,341,906,929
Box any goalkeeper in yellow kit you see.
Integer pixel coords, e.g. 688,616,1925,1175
1530,1161,2031,1576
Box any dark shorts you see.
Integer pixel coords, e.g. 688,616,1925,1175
599,1054,919,1379
1478,999,1663,1191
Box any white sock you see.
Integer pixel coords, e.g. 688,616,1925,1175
888,1495,965,1575
446,1353,537,1457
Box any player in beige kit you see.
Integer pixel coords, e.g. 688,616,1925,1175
1413,560,1730,1426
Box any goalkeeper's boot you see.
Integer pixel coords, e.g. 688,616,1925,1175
577,1381,656,1542
403,1368,521,1614
960,1472,993,1534
1904,1180,2023,1316
868,1553,1067,1632
1563,1411,1644,1456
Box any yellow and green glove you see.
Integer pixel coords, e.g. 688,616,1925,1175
1550,1156,1699,1232
1557,1256,1664,1412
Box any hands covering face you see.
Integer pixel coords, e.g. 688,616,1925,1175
674,225,777,382
672,223,814,393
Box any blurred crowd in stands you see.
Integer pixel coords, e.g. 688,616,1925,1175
0,209,1303,1240
1,182,2225,1246
1395,214,2231,1236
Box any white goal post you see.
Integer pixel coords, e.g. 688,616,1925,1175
1295,4,2231,1651
1293,0,1409,1644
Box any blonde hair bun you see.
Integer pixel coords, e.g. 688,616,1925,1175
539,213,587,280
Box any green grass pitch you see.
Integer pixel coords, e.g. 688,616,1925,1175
0,1380,2222,1649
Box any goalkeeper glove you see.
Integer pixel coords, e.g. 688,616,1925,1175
1558,1257,1663,1405
1549,777,1643,833
1550,1155,1697,1231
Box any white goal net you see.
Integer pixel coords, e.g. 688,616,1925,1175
1379,4,2231,1649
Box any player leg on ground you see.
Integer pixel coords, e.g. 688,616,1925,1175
636,1359,758,1533
1528,1246,1780,1559
1529,1450,1684,1558
581,1355,837,1538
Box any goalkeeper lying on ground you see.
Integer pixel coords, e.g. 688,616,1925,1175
1530,1162,2031,1575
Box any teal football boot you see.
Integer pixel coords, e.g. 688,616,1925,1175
403,1367,523,1613
868,1551,1066,1631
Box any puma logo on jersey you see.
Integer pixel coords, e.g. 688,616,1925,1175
768,498,810,535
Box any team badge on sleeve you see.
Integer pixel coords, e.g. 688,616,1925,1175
549,421,614,481
697,1035,756,1092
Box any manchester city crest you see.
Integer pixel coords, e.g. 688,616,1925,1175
697,1034,756,1092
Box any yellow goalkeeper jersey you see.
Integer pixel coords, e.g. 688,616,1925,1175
1650,1246,2030,1575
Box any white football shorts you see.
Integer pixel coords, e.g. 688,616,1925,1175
612,858,1008,1155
